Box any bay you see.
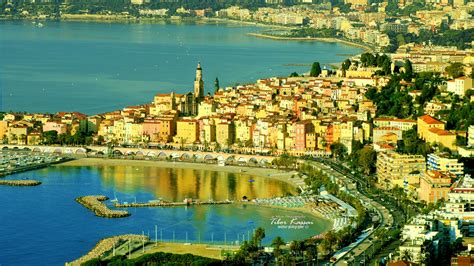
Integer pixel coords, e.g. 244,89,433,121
0,164,331,265
0,20,362,114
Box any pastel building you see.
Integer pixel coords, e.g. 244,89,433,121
417,115,445,140
175,119,199,145
419,170,453,204
43,121,68,135
376,150,426,189
447,76,472,96
216,122,234,148
295,120,314,151
427,153,464,176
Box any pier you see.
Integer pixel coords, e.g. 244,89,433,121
115,199,234,208
76,195,131,218
0,180,41,186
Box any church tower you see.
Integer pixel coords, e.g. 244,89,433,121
194,63,204,100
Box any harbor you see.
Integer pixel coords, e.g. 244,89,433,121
76,195,131,218
0,150,72,177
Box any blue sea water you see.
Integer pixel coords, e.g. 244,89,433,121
0,21,361,114
0,165,331,265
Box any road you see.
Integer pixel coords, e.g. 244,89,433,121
308,160,394,265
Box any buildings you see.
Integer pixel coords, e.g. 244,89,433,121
373,117,417,131
417,115,457,151
427,153,464,176
419,170,453,203
447,76,473,97
444,174,474,220
398,215,445,265
376,150,426,189
174,119,199,145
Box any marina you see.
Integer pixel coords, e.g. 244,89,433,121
0,150,71,177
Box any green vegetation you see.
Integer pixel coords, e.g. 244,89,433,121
289,71,299,77
310,62,322,77
299,163,369,256
385,29,474,52
445,62,465,79
272,153,297,169
365,59,445,118
288,27,340,38
214,77,220,94
440,100,474,131
82,252,222,266
396,127,433,156
42,130,94,145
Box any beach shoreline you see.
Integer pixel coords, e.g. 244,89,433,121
60,158,333,225
247,32,373,52
60,158,300,188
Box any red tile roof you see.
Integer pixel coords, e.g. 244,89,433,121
418,115,444,125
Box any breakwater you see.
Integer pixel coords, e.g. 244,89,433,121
67,234,148,266
115,200,234,208
0,180,41,186
76,195,131,218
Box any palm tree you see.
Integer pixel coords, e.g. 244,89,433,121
401,249,412,262
305,239,318,264
253,227,265,248
271,236,285,259
19,134,26,145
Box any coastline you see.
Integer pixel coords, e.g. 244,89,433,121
60,158,333,226
60,158,300,189
1,16,370,53
247,32,373,52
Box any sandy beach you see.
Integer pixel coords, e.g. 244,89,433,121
60,158,300,188
61,158,330,223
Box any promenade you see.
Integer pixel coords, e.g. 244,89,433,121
310,160,393,265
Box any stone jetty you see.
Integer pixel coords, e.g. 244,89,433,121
76,195,130,218
115,199,234,208
0,180,41,186
67,234,148,266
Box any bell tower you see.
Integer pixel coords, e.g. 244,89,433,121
194,63,204,100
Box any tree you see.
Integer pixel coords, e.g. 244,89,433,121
357,146,377,175
214,77,220,94
445,62,464,78
360,53,376,67
253,227,265,248
305,239,318,264
342,59,351,70
330,142,347,159
271,236,285,259
289,72,299,77
310,62,322,77
404,59,413,79
42,130,58,145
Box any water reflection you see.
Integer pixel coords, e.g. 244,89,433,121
78,165,296,201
